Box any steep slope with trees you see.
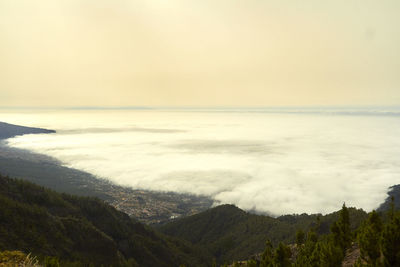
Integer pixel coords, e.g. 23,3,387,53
2,172,399,266
0,174,211,266
159,204,368,264
241,203,400,266
378,185,400,212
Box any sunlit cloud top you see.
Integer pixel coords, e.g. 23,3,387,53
1,0,399,107
4,110,400,215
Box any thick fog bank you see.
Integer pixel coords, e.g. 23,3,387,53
3,109,400,216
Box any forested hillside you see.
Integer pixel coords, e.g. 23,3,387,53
1,173,400,266
227,204,400,267
159,204,368,264
378,185,400,212
0,174,211,266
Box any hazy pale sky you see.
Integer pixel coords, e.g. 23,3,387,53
1,0,399,107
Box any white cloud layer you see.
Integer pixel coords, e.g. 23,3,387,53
3,109,400,215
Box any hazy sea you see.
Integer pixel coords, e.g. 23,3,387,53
2,107,400,216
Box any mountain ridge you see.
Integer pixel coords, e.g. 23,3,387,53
0,121,55,140
159,204,368,264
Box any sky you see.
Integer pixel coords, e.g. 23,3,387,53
1,0,399,107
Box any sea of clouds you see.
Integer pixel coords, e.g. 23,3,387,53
3,108,400,216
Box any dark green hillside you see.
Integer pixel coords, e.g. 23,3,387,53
0,121,55,140
378,184,400,212
0,171,396,266
0,174,211,266
234,203,400,266
0,153,114,199
159,204,367,264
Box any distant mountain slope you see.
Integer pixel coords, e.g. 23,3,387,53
0,175,211,266
0,153,112,198
378,184,400,212
0,121,55,140
159,204,368,264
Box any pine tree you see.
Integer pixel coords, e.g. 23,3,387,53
273,243,292,267
260,239,274,267
319,241,343,267
381,213,400,267
331,203,351,252
389,196,395,221
309,242,322,267
358,210,383,266
294,229,318,266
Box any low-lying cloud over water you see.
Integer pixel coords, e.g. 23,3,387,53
3,109,400,216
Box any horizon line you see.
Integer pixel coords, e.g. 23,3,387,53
1,104,400,111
